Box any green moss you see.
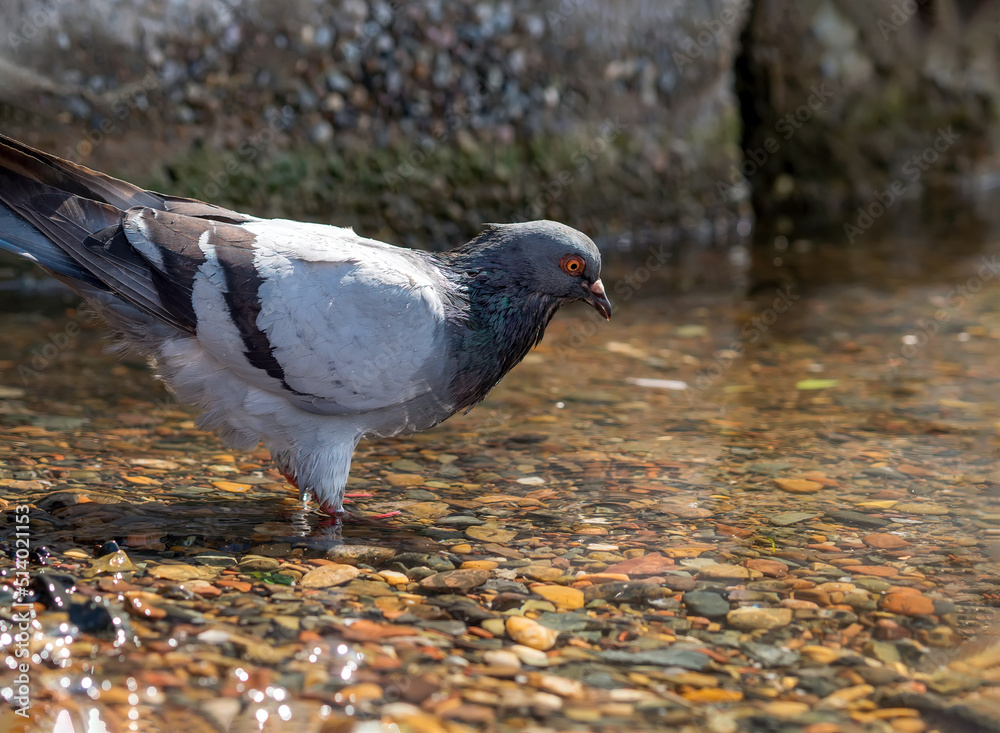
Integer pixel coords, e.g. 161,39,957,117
136,122,738,247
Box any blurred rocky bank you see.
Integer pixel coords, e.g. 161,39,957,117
0,0,998,257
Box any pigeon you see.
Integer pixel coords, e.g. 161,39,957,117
0,134,611,518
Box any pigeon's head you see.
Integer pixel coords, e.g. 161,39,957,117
478,220,612,320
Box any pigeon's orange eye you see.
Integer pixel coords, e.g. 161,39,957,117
561,255,585,276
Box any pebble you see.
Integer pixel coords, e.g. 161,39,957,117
726,607,793,631
520,565,565,582
826,510,891,528
528,672,584,698
893,502,950,515
148,563,214,581
509,644,551,667
532,585,585,609
799,645,841,664
770,512,820,526
774,478,823,494
863,533,911,549
299,563,360,588
879,592,935,616
385,473,424,487
604,553,675,576
683,590,730,618
746,558,788,577
419,569,489,593
818,683,875,709
465,524,517,543
742,642,801,667
86,549,138,576
864,465,911,479
237,556,281,571
506,616,559,651
483,650,521,668
697,563,750,580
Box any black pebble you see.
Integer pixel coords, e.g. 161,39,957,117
96,541,121,557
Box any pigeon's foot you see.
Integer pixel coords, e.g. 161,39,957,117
317,503,401,526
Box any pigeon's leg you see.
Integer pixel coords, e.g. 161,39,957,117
290,435,401,522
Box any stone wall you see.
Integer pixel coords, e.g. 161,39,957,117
0,0,752,254
735,0,1000,228
1,0,996,253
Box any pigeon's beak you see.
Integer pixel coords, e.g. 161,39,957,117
582,279,612,320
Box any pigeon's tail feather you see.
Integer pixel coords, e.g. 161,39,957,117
0,133,167,211
0,134,160,292
0,200,102,286
0,134,236,335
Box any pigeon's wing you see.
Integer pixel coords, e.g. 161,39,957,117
124,211,452,416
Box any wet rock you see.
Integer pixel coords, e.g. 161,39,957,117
506,616,558,650
770,512,820,526
237,556,281,572
741,641,801,667
656,502,713,518
773,478,823,494
683,590,730,618
300,563,360,588
825,510,891,528
32,572,75,609
536,612,591,632
385,473,424,487
520,565,565,582
697,563,750,580
85,549,138,577
466,524,517,543
532,585,584,609
149,563,214,581
69,598,123,636
394,553,455,572
880,591,935,616
853,577,893,592
862,533,910,549
863,466,909,480
437,515,485,526
419,569,489,593
583,581,669,605
599,647,710,670
325,544,397,566
483,649,521,668
96,540,120,556
746,558,788,577
422,619,467,636
604,553,675,576
190,553,238,567
727,607,792,631
893,502,951,515
483,578,529,594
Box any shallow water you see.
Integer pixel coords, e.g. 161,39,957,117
2,216,1000,732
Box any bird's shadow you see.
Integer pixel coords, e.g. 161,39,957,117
30,493,442,555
